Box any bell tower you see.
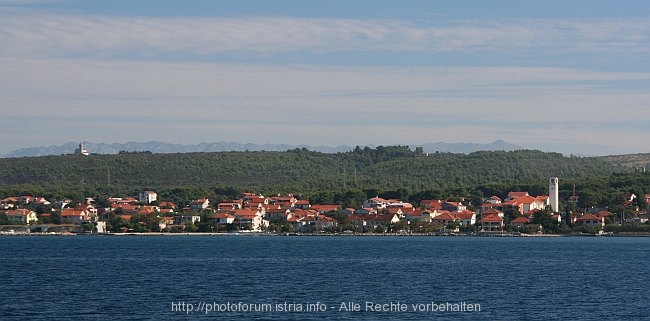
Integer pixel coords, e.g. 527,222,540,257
549,177,559,213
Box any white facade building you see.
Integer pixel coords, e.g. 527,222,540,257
139,191,158,204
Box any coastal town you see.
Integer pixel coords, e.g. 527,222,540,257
1,177,648,236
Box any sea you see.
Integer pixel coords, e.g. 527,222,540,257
1,235,648,320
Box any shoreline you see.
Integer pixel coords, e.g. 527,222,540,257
1,231,647,237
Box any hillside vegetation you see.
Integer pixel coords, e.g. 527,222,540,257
2,147,645,209
599,153,650,169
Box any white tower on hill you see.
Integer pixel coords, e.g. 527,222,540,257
74,142,89,156
549,177,559,213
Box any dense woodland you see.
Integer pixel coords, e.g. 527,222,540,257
0,147,649,212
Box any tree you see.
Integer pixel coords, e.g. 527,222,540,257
280,223,295,233
184,222,198,232
446,220,460,231
50,211,62,225
0,212,8,225
35,204,53,214
82,222,95,233
531,207,561,233
503,208,520,224
93,197,111,209
519,224,541,234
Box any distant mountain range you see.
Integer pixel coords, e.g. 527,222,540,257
1,140,525,158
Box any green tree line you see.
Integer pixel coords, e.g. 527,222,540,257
0,147,647,210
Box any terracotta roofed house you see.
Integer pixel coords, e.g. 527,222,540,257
511,216,530,227
5,209,38,224
576,214,604,229
311,204,341,214
479,214,504,231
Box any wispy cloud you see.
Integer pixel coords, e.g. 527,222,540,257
1,11,650,58
1,7,650,155
2,57,648,125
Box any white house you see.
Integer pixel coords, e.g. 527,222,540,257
441,201,467,212
431,212,458,227
0,197,17,210
456,211,477,227
235,214,268,231
365,214,400,228
264,208,292,221
5,209,38,224
175,215,201,224
214,213,235,224
217,202,242,211
138,191,158,204
190,198,210,210
420,210,441,223
60,209,93,224
310,215,337,230
576,214,604,229
479,214,504,231
363,197,387,209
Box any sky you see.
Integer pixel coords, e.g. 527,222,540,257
1,1,650,156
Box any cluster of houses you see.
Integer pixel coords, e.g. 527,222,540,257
2,188,648,234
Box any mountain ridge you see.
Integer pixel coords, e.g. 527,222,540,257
2,140,525,158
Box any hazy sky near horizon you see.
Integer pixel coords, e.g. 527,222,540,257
2,1,650,156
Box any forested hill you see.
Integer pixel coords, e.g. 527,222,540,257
0,147,632,205
599,153,650,169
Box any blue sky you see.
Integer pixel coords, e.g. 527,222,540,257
1,1,650,156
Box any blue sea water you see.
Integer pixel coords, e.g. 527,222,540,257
1,235,648,320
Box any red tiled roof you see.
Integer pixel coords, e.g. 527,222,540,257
311,205,340,212
480,214,504,222
214,213,235,219
508,191,529,198
386,208,402,214
482,208,502,215
368,214,397,222
432,212,457,221
597,211,613,217
60,209,86,216
456,211,475,220
293,209,317,216
5,209,33,216
511,217,529,223
525,208,540,215
159,202,177,208
515,195,537,204
576,214,602,221
314,215,335,222
404,208,423,216
232,209,258,216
